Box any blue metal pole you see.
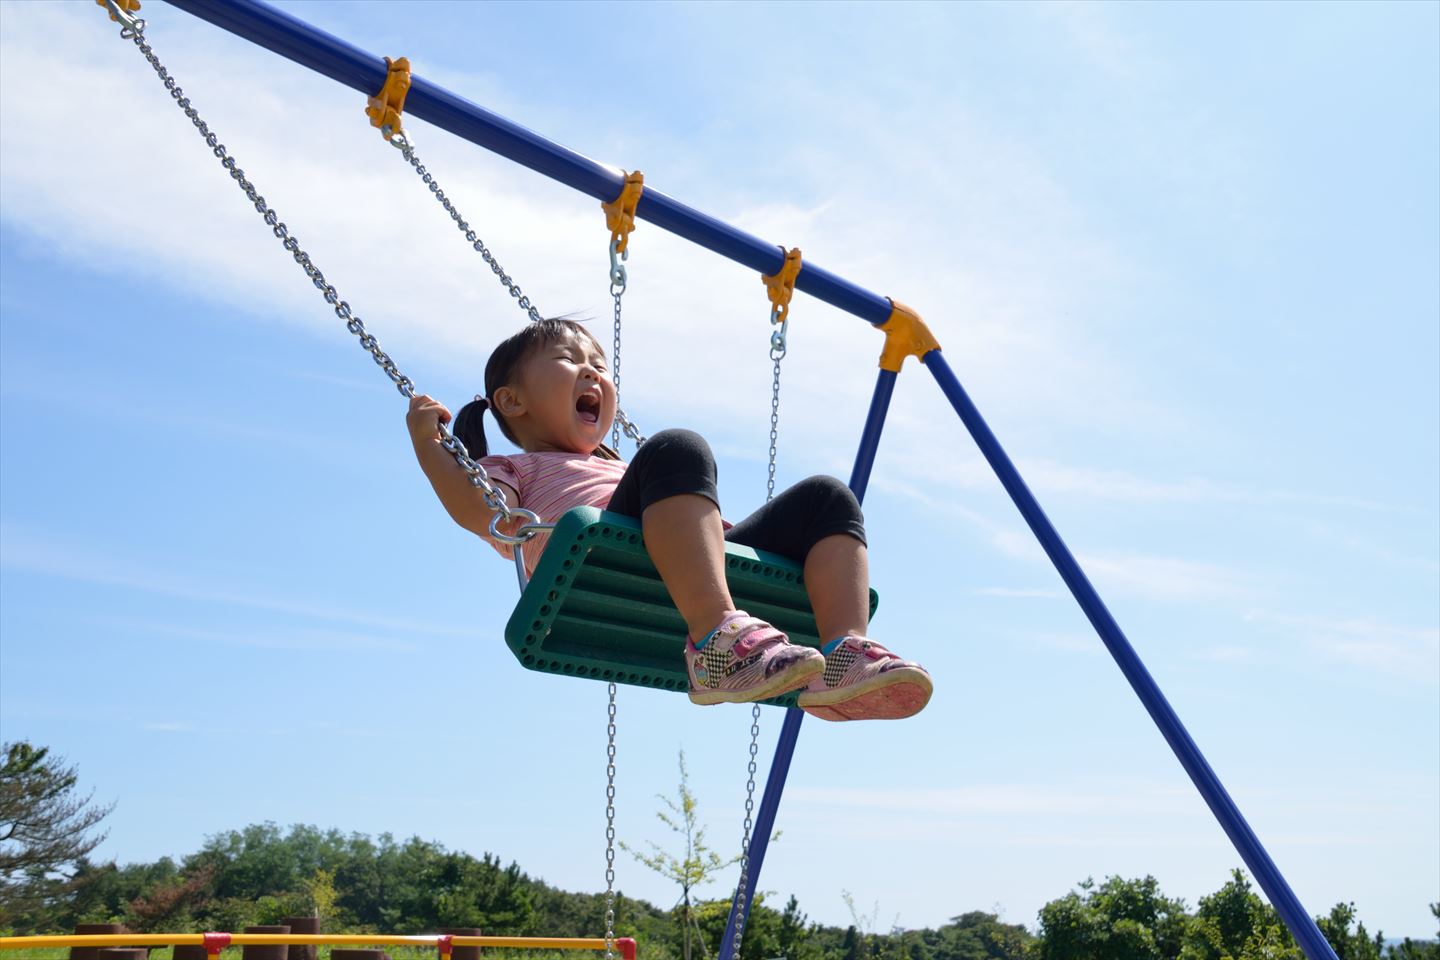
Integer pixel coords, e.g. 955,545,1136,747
718,367,899,960
162,0,894,325
921,349,1338,960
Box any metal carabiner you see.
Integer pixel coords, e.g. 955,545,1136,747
609,237,628,290
769,307,789,361
103,0,145,35
488,507,544,545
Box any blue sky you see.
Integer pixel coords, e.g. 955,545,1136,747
1,0,1436,944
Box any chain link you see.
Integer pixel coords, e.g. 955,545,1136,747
766,358,783,503
604,682,618,959
105,15,547,536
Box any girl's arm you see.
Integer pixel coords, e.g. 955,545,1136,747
406,393,521,541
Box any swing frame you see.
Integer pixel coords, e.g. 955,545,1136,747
89,4,1341,960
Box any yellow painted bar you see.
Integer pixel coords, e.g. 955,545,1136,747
0,936,616,951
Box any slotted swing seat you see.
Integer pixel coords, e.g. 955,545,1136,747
504,506,880,707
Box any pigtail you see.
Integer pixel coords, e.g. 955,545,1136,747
452,396,491,459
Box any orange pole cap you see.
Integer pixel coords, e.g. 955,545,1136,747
365,56,413,140
877,298,941,372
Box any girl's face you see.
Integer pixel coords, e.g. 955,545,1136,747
498,331,616,454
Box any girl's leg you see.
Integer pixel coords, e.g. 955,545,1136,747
642,494,734,639
606,429,735,636
804,533,869,642
608,430,823,704
727,476,931,720
723,475,871,638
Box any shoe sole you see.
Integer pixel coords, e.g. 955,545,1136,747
688,655,825,706
798,666,933,721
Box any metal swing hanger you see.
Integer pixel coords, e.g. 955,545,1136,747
367,55,648,449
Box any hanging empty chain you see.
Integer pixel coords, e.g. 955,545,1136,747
603,682,618,959
95,1,543,549
730,247,803,960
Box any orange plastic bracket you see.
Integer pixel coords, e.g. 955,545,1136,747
877,298,941,372
96,0,142,19
365,56,413,141
601,171,645,255
763,247,803,324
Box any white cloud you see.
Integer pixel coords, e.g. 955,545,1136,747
0,523,471,639
1243,610,1440,680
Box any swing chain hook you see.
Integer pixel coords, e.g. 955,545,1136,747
769,307,789,362
609,237,629,291
100,0,145,38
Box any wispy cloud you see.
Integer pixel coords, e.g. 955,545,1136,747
788,779,1196,818
1243,610,1440,680
0,524,471,640
90,614,418,655
975,586,1065,599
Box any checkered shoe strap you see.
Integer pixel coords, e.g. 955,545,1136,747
820,636,906,687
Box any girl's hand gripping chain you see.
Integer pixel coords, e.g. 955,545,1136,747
406,393,522,542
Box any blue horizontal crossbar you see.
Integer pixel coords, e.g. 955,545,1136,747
163,0,894,326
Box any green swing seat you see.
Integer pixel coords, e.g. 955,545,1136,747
504,506,880,708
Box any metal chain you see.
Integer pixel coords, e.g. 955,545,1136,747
610,242,626,451
102,5,542,538
733,290,789,960
604,682,618,959
388,132,546,325
766,358,783,503
732,705,762,960
385,131,647,448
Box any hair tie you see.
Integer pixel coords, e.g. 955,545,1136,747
474,394,489,411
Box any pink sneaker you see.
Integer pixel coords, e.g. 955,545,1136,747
687,611,825,705
797,635,932,721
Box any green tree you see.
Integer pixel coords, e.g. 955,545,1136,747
1315,903,1383,960
0,743,114,931
1036,876,1189,960
1385,904,1439,960
622,752,743,960
925,912,1031,960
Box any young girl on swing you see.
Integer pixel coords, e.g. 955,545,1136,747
406,319,931,721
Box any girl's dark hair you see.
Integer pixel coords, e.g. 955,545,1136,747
452,318,620,460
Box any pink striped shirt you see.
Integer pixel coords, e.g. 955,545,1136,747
478,452,629,576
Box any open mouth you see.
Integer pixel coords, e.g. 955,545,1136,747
576,392,601,425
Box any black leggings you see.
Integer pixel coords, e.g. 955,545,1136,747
606,429,866,561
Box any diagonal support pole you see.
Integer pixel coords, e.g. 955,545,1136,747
921,349,1338,960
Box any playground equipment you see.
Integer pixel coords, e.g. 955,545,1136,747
0,933,638,960
42,4,1346,960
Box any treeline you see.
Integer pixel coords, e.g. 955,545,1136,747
1,823,1436,960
